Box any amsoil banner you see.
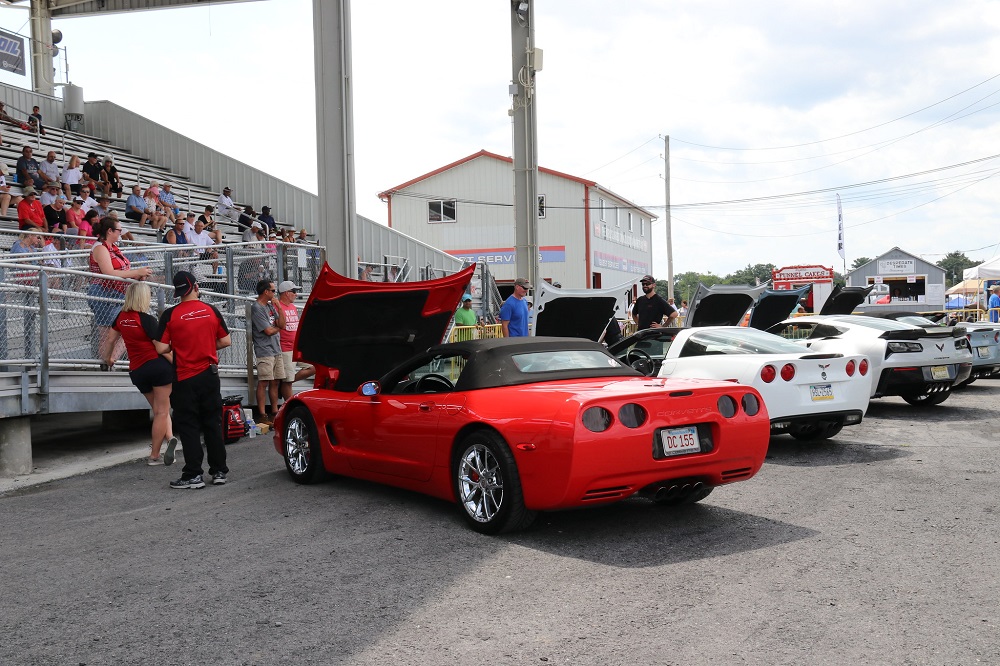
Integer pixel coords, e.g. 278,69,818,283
0,29,26,76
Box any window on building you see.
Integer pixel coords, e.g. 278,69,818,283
537,194,546,219
640,218,645,237
428,200,457,223
628,212,633,232
599,198,605,222
615,208,620,228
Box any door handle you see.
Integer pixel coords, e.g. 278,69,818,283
419,402,434,412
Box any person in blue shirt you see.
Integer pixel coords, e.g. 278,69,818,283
500,277,531,337
124,184,149,227
988,285,1000,323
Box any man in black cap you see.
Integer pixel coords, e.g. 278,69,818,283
632,275,677,330
258,205,276,233
155,271,232,489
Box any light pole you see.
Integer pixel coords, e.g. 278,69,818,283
510,0,541,290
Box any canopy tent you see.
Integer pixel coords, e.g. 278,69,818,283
963,257,1000,280
946,295,972,309
947,279,985,295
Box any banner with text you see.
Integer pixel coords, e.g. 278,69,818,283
0,29,26,76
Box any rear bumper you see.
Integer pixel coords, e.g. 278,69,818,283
770,409,864,433
874,362,971,397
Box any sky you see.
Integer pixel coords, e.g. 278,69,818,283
2,0,1000,279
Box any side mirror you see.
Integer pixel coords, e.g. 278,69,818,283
359,381,380,397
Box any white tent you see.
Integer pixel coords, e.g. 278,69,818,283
964,257,1000,279
947,279,984,295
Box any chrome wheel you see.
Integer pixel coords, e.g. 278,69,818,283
458,443,504,523
284,415,310,475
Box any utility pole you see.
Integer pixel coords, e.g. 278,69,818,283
663,135,674,300
29,1,55,96
510,0,541,289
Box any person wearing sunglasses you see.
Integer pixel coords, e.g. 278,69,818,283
632,275,677,330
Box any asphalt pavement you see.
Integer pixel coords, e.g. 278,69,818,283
1,385,999,665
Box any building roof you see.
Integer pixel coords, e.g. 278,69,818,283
377,149,657,219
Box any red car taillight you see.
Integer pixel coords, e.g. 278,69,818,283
846,360,856,377
995,332,999,343
859,359,869,375
780,363,795,381
760,365,776,383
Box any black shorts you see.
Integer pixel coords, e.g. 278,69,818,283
129,356,175,394
125,210,143,221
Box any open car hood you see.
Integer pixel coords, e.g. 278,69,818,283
685,283,767,327
532,279,634,342
819,285,874,315
747,284,812,330
296,263,475,390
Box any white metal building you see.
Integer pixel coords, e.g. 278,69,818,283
846,247,947,312
377,150,657,289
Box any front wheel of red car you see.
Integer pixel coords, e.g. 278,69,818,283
453,431,536,535
283,406,329,484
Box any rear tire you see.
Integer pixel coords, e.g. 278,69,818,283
789,421,845,441
901,390,951,406
453,430,536,534
282,406,329,484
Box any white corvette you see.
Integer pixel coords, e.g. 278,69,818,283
609,326,872,440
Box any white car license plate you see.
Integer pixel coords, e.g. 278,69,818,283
810,384,834,401
660,427,700,457
931,365,950,380
977,346,991,359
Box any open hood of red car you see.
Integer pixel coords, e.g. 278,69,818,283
296,263,476,391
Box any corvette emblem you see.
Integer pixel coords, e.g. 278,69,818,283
936,343,944,351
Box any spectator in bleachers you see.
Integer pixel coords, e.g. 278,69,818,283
143,182,168,230
158,183,179,221
164,217,190,245
94,194,112,219
125,184,150,228
101,158,123,198
66,196,85,230
81,152,105,196
258,206,276,232
16,146,44,189
102,281,179,466
88,217,154,360
0,163,21,217
237,204,256,233
40,183,60,206
197,205,225,244
78,208,98,244
80,188,99,215
10,226,43,254
17,186,46,231
38,151,60,187
216,186,242,226
29,106,45,135
242,220,263,243
43,195,69,233
61,155,82,199
0,103,28,130
189,215,216,247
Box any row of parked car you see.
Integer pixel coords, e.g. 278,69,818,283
269,267,997,535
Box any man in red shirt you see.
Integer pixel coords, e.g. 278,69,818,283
276,280,315,404
155,271,232,489
17,186,46,231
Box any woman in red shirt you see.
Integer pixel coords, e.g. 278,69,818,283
102,281,179,466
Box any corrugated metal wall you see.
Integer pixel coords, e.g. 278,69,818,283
0,82,60,137
84,100,319,231
357,215,465,279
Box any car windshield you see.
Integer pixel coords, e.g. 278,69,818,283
895,316,938,326
512,350,623,373
684,328,809,355
829,315,918,331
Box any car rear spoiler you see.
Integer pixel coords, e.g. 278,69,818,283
878,329,961,341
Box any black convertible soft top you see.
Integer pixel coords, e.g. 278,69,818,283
413,336,642,391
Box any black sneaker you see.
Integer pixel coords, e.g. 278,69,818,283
163,436,180,466
170,475,205,490
212,472,227,485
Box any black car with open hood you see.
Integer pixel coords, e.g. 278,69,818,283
684,283,767,327
532,279,633,342
747,284,812,330
819,285,874,315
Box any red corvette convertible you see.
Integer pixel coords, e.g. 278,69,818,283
273,265,771,534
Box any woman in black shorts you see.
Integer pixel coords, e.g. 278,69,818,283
102,281,180,466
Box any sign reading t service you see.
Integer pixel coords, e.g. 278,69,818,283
0,29,26,76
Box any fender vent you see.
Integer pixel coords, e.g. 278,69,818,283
582,485,632,501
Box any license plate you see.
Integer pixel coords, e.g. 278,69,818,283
977,346,991,359
930,365,950,380
810,384,834,401
660,426,700,457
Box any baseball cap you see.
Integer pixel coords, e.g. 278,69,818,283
87,152,98,159
187,212,196,218
640,274,656,284
250,221,263,230
261,206,270,213
514,277,532,289
172,271,198,298
223,186,231,192
23,186,36,196
277,280,300,294
462,293,472,302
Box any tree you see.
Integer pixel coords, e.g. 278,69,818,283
672,271,722,302
723,263,776,286
850,257,871,270
936,251,978,288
